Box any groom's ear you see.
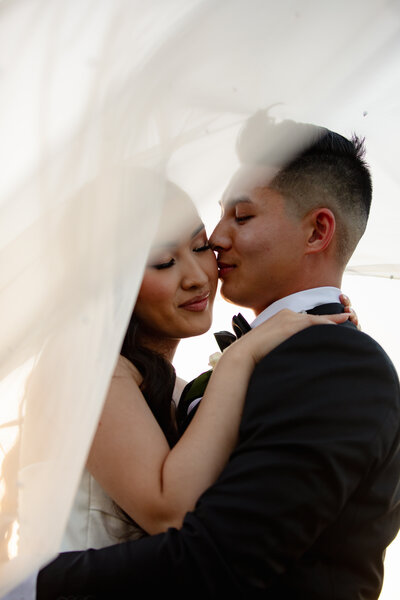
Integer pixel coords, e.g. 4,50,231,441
304,208,336,254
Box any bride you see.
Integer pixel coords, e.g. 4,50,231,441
62,177,353,550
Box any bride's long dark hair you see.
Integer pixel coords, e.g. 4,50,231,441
120,311,180,448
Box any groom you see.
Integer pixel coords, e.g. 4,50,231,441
37,115,400,599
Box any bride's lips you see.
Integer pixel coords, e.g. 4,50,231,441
179,292,210,312
217,261,236,278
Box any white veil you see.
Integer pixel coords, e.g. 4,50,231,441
1,1,399,597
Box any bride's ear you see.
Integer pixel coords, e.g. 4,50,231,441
304,208,336,254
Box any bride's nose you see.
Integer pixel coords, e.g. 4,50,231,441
181,255,209,290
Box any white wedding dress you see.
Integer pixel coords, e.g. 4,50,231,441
61,376,187,551
61,469,144,551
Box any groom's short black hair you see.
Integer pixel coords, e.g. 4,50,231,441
236,110,373,265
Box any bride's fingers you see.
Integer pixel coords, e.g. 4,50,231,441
339,293,351,308
342,304,361,329
312,312,362,331
346,307,361,329
318,313,351,324
271,310,349,335
339,293,361,330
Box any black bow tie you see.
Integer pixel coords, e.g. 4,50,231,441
214,313,252,351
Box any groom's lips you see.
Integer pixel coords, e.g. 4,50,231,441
217,261,235,278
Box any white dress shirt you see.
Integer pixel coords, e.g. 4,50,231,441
250,287,342,328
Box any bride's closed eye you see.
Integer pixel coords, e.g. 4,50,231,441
193,242,211,253
151,258,175,270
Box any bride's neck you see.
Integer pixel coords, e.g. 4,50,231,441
137,333,179,363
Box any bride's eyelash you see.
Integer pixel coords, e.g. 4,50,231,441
193,243,211,253
153,258,175,270
151,241,210,267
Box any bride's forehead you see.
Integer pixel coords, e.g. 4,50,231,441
155,219,203,247
155,196,203,248
147,178,198,238
163,185,196,217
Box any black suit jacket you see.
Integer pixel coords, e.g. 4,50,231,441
38,304,400,599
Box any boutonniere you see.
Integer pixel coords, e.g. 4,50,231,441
176,345,225,434
208,351,223,369
180,348,223,413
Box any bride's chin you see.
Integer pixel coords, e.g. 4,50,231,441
187,314,213,337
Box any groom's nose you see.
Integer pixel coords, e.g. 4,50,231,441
209,220,231,251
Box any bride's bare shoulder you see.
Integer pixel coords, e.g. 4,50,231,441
113,354,143,386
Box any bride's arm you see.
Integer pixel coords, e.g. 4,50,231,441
87,309,350,535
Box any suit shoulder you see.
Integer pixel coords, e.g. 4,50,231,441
292,321,397,373
327,322,397,380
250,322,400,447
257,321,400,405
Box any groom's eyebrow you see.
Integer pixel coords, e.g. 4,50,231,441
219,197,253,209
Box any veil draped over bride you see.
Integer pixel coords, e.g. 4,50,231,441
0,0,399,596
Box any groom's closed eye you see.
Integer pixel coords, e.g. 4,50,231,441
235,215,254,223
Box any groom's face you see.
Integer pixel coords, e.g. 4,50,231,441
210,166,306,315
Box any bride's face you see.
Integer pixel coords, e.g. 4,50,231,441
134,195,218,344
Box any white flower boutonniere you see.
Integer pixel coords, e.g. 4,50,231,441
208,351,223,369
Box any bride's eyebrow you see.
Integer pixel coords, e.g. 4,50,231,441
151,224,205,251
191,224,205,238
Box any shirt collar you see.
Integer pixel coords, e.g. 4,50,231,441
251,287,342,328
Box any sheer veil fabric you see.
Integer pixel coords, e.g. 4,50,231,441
0,0,399,595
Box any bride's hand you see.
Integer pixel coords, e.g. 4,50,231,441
224,308,351,366
340,293,361,330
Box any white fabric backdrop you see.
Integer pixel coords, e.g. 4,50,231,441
0,0,399,597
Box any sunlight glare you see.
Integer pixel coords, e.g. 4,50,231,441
7,520,19,560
